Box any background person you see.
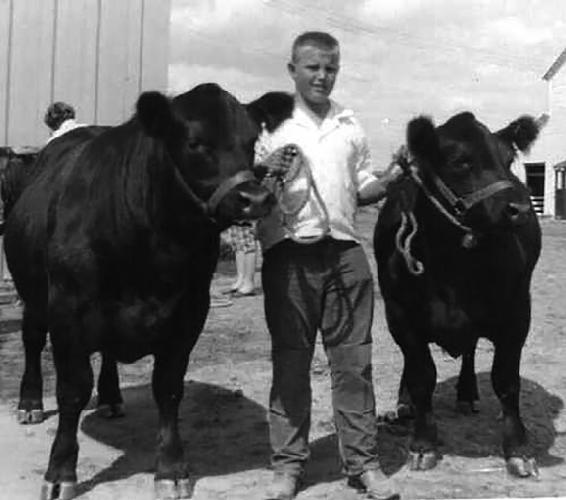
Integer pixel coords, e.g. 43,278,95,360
225,222,259,297
44,101,86,143
256,31,403,500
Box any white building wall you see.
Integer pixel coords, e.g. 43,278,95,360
524,68,566,216
0,0,171,148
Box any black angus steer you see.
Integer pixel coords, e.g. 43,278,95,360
1,128,130,424
3,83,293,500
374,112,542,478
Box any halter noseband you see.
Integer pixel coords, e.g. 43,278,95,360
173,166,257,220
404,162,514,248
428,173,514,218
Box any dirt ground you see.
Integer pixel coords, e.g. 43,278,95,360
1,207,566,500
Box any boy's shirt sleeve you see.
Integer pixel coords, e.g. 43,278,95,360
353,123,377,192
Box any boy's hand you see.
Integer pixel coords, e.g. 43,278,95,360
254,144,301,180
390,145,412,175
378,145,412,184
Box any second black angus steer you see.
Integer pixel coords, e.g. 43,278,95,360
374,112,542,478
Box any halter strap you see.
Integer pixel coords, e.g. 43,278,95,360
173,166,256,219
431,175,514,215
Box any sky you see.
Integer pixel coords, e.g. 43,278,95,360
168,0,566,167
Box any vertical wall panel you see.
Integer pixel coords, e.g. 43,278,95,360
0,0,170,146
8,0,56,146
96,0,143,125
53,0,99,125
141,0,171,93
0,0,12,145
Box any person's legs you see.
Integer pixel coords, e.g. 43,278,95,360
228,224,257,295
237,249,257,294
319,241,378,473
320,241,399,499
231,249,245,291
262,241,323,479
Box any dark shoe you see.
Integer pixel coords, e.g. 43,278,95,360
347,469,400,500
265,472,299,499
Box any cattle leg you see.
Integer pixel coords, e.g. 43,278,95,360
396,366,415,419
491,342,537,478
41,343,93,500
152,348,193,500
456,339,480,414
380,367,414,424
95,354,124,418
401,343,439,471
18,306,48,424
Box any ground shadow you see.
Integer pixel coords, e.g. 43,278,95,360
377,372,564,473
74,372,564,496
78,380,408,496
79,380,271,496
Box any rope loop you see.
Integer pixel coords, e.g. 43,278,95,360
395,210,424,275
260,144,330,244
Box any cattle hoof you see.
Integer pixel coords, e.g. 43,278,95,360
409,451,438,471
96,403,125,419
177,478,193,498
377,405,414,425
396,403,415,420
17,408,44,424
456,401,479,414
378,410,399,424
154,478,194,499
40,481,77,500
506,457,539,478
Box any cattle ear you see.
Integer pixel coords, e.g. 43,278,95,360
496,115,539,153
407,116,441,164
136,91,183,140
247,92,294,132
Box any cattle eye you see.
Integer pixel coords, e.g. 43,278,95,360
449,157,472,174
188,139,201,150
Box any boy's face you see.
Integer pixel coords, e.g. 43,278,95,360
288,44,340,107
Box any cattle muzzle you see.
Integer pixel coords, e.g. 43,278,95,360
173,167,262,222
505,201,532,226
407,166,515,249
236,188,276,218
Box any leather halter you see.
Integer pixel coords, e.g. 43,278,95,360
405,163,514,248
173,166,257,220
428,173,514,217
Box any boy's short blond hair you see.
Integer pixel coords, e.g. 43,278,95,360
291,31,339,62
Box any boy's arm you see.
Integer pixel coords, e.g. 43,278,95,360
353,122,406,205
357,164,403,206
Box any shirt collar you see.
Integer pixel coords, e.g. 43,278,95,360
293,94,354,130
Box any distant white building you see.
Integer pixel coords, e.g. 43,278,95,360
521,49,566,217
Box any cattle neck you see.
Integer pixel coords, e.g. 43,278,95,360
407,165,514,249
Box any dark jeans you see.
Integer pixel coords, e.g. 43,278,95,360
262,238,380,477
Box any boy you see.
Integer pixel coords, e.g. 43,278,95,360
257,32,402,500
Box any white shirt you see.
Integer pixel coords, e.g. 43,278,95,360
255,94,376,251
46,119,87,144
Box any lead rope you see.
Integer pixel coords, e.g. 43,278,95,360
395,210,424,275
264,144,331,244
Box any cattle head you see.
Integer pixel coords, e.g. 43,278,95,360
406,112,540,243
135,84,294,228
